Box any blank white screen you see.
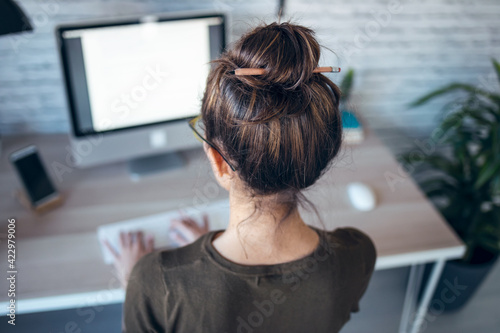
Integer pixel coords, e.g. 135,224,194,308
78,18,214,131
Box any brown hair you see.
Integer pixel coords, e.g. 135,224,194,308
201,22,342,221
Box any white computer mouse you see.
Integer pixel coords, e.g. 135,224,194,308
346,182,377,211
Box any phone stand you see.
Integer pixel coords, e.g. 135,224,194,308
15,190,64,214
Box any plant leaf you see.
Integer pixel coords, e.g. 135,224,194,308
340,69,354,102
493,58,500,85
409,83,500,107
475,161,500,190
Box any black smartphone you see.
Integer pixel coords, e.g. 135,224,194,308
10,145,61,209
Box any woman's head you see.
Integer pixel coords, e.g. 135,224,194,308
201,22,342,209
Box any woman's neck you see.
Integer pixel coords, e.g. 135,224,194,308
211,191,319,265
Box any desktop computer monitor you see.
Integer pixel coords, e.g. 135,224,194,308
56,13,225,176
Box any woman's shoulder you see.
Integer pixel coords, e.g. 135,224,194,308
155,231,216,271
327,227,375,249
316,227,377,271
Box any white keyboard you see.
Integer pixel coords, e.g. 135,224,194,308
97,199,230,264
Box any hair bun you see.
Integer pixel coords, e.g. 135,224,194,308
232,22,320,90
202,21,342,199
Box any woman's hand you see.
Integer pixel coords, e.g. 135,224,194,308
103,231,154,289
169,214,209,247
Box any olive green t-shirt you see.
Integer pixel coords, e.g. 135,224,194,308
124,227,376,333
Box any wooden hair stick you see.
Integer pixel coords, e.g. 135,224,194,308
232,66,341,76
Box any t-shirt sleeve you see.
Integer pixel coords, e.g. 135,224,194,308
123,251,167,333
342,228,377,313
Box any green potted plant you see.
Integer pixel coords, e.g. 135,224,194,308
400,59,500,311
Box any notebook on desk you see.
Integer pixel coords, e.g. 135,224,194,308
97,199,230,264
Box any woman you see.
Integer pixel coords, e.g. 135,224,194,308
109,21,376,332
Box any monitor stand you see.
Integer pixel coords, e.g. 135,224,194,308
128,152,185,180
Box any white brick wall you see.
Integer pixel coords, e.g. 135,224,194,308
287,0,500,150
1,0,499,152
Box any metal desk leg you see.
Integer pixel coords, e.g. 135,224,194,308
399,263,424,333
409,259,446,333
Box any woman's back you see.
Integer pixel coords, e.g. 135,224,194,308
120,21,377,332
124,227,376,332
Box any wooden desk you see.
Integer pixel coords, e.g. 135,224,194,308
0,132,464,333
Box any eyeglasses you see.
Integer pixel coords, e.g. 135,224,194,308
188,115,237,172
